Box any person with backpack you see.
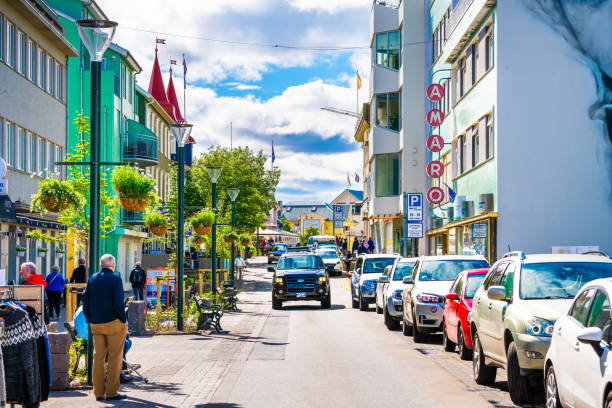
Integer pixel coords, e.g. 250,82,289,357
45,265,66,321
129,261,146,301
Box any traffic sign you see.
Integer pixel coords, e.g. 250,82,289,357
406,223,423,238
426,187,445,204
405,193,423,222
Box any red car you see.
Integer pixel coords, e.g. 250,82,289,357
442,269,488,360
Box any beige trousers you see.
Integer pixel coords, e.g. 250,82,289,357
90,319,127,399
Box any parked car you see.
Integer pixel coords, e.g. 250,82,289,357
471,252,612,404
270,252,331,309
307,235,336,251
442,269,488,360
351,254,399,311
268,243,288,264
402,255,489,343
545,276,612,408
315,248,342,276
375,258,417,330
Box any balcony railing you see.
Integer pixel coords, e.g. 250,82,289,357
121,208,144,225
448,0,475,37
373,0,401,9
122,119,158,167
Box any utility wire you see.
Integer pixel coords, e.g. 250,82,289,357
119,26,438,51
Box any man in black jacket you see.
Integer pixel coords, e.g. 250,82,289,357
129,261,145,301
83,254,127,401
70,258,87,306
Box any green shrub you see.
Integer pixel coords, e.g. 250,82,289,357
143,210,169,229
190,210,214,228
30,178,85,214
239,234,252,246
111,166,155,199
223,230,239,242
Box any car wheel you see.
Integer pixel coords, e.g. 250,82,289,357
359,294,368,311
412,308,426,343
402,317,412,336
321,292,331,309
442,320,456,352
507,341,531,404
457,325,472,361
271,294,282,310
545,365,561,408
605,389,612,408
375,298,383,314
384,306,400,331
472,332,496,385
351,288,359,309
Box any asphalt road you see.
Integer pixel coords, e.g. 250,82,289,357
210,265,543,408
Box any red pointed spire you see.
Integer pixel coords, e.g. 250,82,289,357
148,49,176,121
167,68,184,123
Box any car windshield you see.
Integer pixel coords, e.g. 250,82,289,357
272,245,287,252
317,252,337,259
465,274,487,298
520,262,612,299
419,260,490,281
393,262,416,281
277,255,324,270
363,258,397,273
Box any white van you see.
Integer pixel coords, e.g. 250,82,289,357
307,235,336,251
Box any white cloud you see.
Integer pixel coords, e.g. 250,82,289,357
225,82,262,91
286,0,371,13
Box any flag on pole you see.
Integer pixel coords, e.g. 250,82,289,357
357,72,362,90
347,171,352,186
272,140,275,163
156,38,166,44
182,54,187,90
444,183,457,203
354,172,360,183
170,59,177,65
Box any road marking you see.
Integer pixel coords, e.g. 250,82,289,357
342,278,351,293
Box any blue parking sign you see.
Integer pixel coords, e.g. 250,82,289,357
406,193,423,222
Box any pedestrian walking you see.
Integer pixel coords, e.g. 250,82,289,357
83,254,128,401
70,258,88,306
368,237,375,254
352,238,359,255
358,241,367,255
234,255,246,280
21,262,49,324
45,265,66,321
129,261,146,301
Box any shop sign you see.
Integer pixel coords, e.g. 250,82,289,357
426,187,444,204
472,222,488,239
426,135,444,153
426,84,445,101
426,109,444,127
426,161,444,178
406,223,423,238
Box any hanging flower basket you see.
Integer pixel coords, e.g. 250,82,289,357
16,246,27,257
112,166,155,212
223,231,239,243
189,211,214,235
149,225,169,236
240,235,251,247
31,178,85,214
193,235,205,245
144,210,169,237
41,194,70,213
37,248,48,257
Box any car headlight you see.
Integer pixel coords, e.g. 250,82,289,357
467,312,471,322
526,317,555,337
318,276,327,285
416,293,443,303
275,277,283,285
393,289,403,300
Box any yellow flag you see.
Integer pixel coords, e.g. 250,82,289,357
357,73,362,90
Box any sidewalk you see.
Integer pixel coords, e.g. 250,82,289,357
44,256,272,407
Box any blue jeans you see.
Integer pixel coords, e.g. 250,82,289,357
132,287,144,301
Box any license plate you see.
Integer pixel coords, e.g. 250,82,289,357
296,293,306,298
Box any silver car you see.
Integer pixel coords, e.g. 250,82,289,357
351,254,400,311
402,255,489,343
375,258,417,330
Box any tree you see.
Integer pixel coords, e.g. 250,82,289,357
281,222,292,233
305,226,319,237
186,146,280,233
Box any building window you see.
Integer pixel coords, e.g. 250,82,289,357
442,152,450,194
0,118,3,158
471,44,478,84
56,64,63,101
485,33,492,71
375,92,400,131
48,57,56,96
113,74,119,96
0,14,3,61
6,122,15,167
29,132,37,173
39,138,46,178
375,153,400,196
56,146,63,177
29,41,37,83
458,134,465,174
48,143,55,179
459,59,465,97
375,30,400,70
7,21,15,68
39,49,46,89
18,127,26,171
486,115,493,158
472,125,479,166
18,31,26,75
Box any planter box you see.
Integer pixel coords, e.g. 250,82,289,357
16,250,27,257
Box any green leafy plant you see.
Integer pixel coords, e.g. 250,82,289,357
56,247,66,254
16,245,27,252
191,234,206,245
112,166,155,211
144,210,169,236
190,210,214,235
223,230,239,243
239,234,251,247
68,338,86,383
30,178,85,214
37,247,49,253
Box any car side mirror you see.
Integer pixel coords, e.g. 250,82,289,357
355,268,361,275
446,292,458,301
487,286,506,301
378,276,389,283
402,276,414,285
577,327,603,345
267,266,275,272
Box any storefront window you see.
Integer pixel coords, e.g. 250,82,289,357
448,228,456,255
455,222,488,260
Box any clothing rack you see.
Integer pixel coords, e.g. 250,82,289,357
0,286,44,322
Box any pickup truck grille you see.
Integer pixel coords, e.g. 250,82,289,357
285,275,317,294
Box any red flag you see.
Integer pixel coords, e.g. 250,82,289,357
156,38,166,44
170,59,177,65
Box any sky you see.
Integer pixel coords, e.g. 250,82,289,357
99,0,372,204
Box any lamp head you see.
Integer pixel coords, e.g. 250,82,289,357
76,20,117,62
170,123,193,147
227,188,240,202
206,166,222,183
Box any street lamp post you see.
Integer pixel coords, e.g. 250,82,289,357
206,167,222,294
170,123,193,331
76,18,117,386
227,188,240,281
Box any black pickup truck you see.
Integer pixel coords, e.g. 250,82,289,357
269,253,331,309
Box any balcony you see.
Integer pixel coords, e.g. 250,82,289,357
121,208,144,225
122,119,158,167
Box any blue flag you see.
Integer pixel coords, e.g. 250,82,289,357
445,183,457,203
272,140,275,163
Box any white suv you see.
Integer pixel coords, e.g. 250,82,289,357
351,254,399,311
375,258,417,330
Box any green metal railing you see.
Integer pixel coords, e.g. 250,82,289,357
121,208,144,225
122,119,158,166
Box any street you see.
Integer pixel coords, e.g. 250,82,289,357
47,258,539,407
